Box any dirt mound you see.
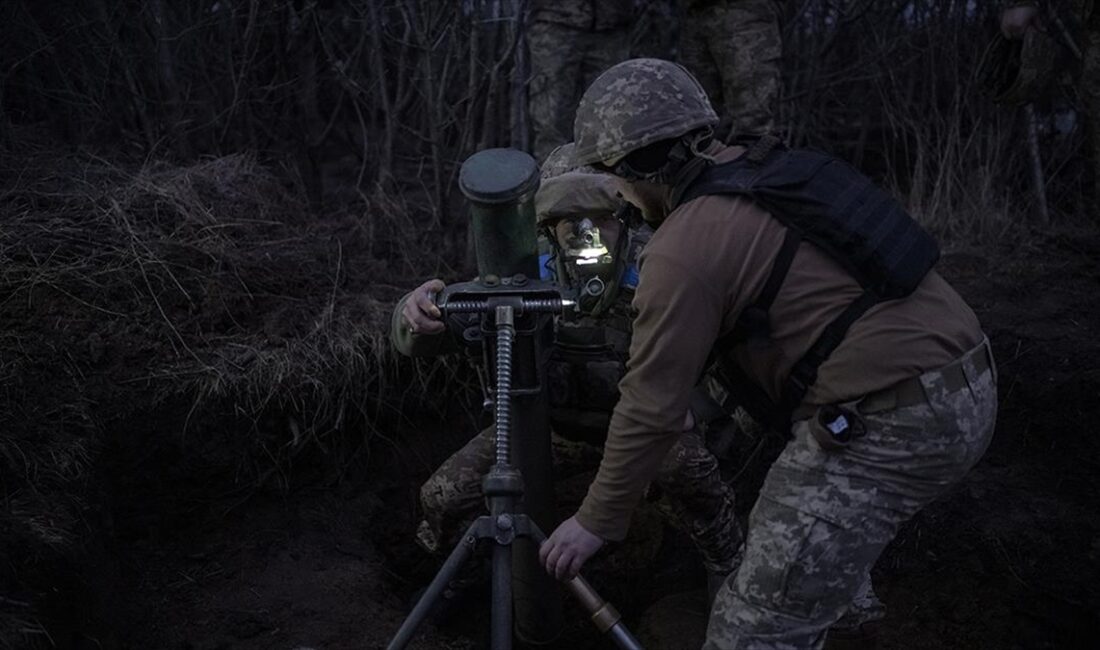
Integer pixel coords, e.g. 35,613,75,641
0,138,442,647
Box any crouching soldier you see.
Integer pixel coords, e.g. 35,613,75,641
539,59,997,649
393,145,887,632
391,144,744,602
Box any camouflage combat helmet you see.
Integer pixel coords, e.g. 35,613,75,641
572,58,719,167
540,143,580,181
978,29,1062,105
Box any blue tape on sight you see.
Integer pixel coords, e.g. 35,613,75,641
621,265,639,289
539,253,554,281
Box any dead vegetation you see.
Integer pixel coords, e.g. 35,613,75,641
0,133,469,647
0,0,1096,647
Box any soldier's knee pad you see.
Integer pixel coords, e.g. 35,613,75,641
656,440,719,492
418,472,453,515
655,443,691,489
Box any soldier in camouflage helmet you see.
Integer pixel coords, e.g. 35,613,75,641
1000,0,1100,203
678,0,783,140
392,143,745,598
528,0,635,162
569,58,719,176
541,59,998,648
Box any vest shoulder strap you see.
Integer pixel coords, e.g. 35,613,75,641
685,142,940,432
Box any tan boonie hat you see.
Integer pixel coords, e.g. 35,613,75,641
540,143,586,180
535,170,626,225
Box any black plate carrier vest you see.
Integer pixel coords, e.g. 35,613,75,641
676,138,941,432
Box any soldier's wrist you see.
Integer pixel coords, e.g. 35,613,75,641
575,502,627,543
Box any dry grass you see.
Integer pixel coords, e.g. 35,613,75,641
0,135,471,647
0,605,50,650
2,2,1095,645
0,137,425,431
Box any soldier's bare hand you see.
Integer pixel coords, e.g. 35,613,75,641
539,515,604,581
401,279,445,335
1001,5,1042,40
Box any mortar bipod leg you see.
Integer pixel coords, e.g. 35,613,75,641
386,522,480,650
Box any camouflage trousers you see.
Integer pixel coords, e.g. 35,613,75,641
528,21,630,162
1083,24,1100,198
680,0,782,140
705,339,998,649
418,425,743,574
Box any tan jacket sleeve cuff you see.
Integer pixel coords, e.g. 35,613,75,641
575,496,632,543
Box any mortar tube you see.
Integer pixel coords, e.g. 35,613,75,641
508,377,561,645
459,148,562,644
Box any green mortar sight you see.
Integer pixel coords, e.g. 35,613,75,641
459,148,541,282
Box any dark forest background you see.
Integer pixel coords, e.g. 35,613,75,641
1,1,1097,648
3,0,1091,231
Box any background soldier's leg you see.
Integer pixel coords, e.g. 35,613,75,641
679,7,727,130
655,428,742,576
528,21,586,162
631,0,678,60
709,0,782,138
579,27,631,97
1082,24,1100,201
416,425,496,555
705,351,997,649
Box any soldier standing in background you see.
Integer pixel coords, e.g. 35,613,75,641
678,0,783,140
1001,0,1100,196
528,0,634,162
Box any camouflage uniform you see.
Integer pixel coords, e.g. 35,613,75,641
418,422,742,579
1080,3,1100,197
528,1,634,161
415,224,744,575
1006,0,1100,197
678,0,782,139
569,59,997,647
705,341,997,648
